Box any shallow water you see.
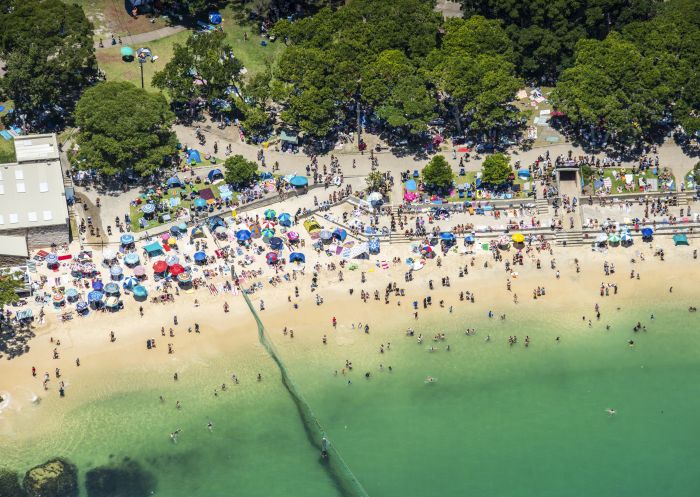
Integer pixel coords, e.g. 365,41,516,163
2,302,700,497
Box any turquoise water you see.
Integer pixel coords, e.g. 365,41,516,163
2,301,700,496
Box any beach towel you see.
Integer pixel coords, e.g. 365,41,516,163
381,261,389,269
198,188,215,201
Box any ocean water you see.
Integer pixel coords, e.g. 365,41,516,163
2,301,700,497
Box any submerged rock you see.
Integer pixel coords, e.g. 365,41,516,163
23,458,78,497
85,460,155,497
0,468,26,497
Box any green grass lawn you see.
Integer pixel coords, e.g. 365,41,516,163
130,182,236,232
0,137,15,164
585,168,676,193
97,6,284,92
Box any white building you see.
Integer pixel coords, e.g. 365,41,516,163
0,134,70,265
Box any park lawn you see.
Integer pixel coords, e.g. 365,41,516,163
586,168,675,193
69,0,171,38
0,137,15,163
97,29,190,92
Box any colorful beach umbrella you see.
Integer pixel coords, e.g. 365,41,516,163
169,263,185,276
266,252,278,264
165,254,179,266
193,251,207,263
289,252,305,263
511,233,525,243
45,253,59,265
287,231,299,241
153,260,168,273
261,228,275,238
133,285,148,298
332,228,347,241
123,276,139,289
120,234,135,245
88,290,104,302
104,282,120,294
194,198,207,209
92,280,104,291
278,213,292,227
110,265,123,277
264,209,277,220
262,220,276,230
133,265,146,277
177,273,192,284
236,229,251,242
124,252,140,266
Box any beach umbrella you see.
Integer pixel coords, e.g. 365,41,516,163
133,285,148,299
262,220,276,230
511,233,525,243
191,227,205,238
332,228,347,241
165,254,179,266
170,226,181,235
264,209,277,220
52,292,64,303
261,228,275,238
120,46,134,58
266,252,278,264
103,248,116,260
287,231,299,241
110,265,123,277
123,276,139,289
168,237,177,246
596,233,609,244
235,229,251,242
133,265,146,277
45,253,59,265
641,227,653,239
161,232,171,241
76,301,88,312
88,290,104,302
440,232,456,241
177,272,192,284
289,176,308,187
141,203,155,214
319,230,333,241
104,282,120,294
92,280,104,291
608,234,621,244
120,234,135,245
621,232,633,244
169,263,185,276
278,213,292,227
289,252,305,263
368,237,380,254
465,234,476,244
250,225,262,238
209,11,222,24
65,288,79,299
269,237,284,250
124,253,140,266
153,260,168,273
193,251,207,263
178,222,188,231
194,198,207,209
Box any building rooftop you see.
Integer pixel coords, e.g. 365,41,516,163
0,133,69,230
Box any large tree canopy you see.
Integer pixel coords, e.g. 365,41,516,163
459,0,660,82
74,82,177,177
481,153,512,185
224,154,259,188
152,31,243,108
0,0,98,130
551,33,672,146
422,155,453,192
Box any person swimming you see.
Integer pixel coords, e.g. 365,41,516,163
425,376,437,384
605,408,617,415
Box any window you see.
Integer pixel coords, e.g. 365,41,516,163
16,182,26,193
14,170,23,180
9,213,19,224
43,210,53,221
39,182,49,192
27,211,38,222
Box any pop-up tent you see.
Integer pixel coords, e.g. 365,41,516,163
167,176,183,188
673,233,689,246
304,218,322,233
290,252,305,263
208,169,224,183
187,149,202,163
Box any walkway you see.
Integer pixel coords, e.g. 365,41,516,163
93,25,186,49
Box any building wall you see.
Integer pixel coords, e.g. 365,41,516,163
0,223,69,252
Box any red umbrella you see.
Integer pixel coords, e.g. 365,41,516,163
153,260,168,273
169,263,185,276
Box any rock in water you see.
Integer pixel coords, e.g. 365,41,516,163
23,458,78,497
0,468,26,497
85,460,155,497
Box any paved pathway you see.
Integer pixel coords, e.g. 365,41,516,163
94,25,186,49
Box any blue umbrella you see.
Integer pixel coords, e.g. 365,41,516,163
332,228,347,241
270,237,284,250
209,11,222,24
141,203,155,214
170,226,181,235
235,230,251,241
133,285,148,298
88,291,104,302
65,288,78,298
178,222,188,231
110,265,123,277
120,234,135,245
45,253,59,264
278,213,292,226
104,282,120,294
641,227,653,238
194,198,207,209
165,254,179,266
92,280,104,291
194,251,207,263
440,232,455,241
123,276,139,289
124,252,140,266
289,252,305,263
76,301,88,312
289,176,308,187
368,237,380,253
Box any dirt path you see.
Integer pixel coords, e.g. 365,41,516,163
93,25,186,49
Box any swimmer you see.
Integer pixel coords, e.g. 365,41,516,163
605,408,617,415
207,421,213,431
425,376,437,384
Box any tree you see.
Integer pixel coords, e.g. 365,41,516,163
0,0,98,129
365,170,385,192
281,86,338,139
376,76,436,137
224,154,259,188
422,155,453,192
153,31,243,108
551,33,670,146
0,271,24,311
241,105,273,139
481,153,512,185
74,82,177,177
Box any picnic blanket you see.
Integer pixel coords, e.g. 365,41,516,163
198,187,215,202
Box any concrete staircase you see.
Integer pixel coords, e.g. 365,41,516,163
535,198,549,215
555,231,586,247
